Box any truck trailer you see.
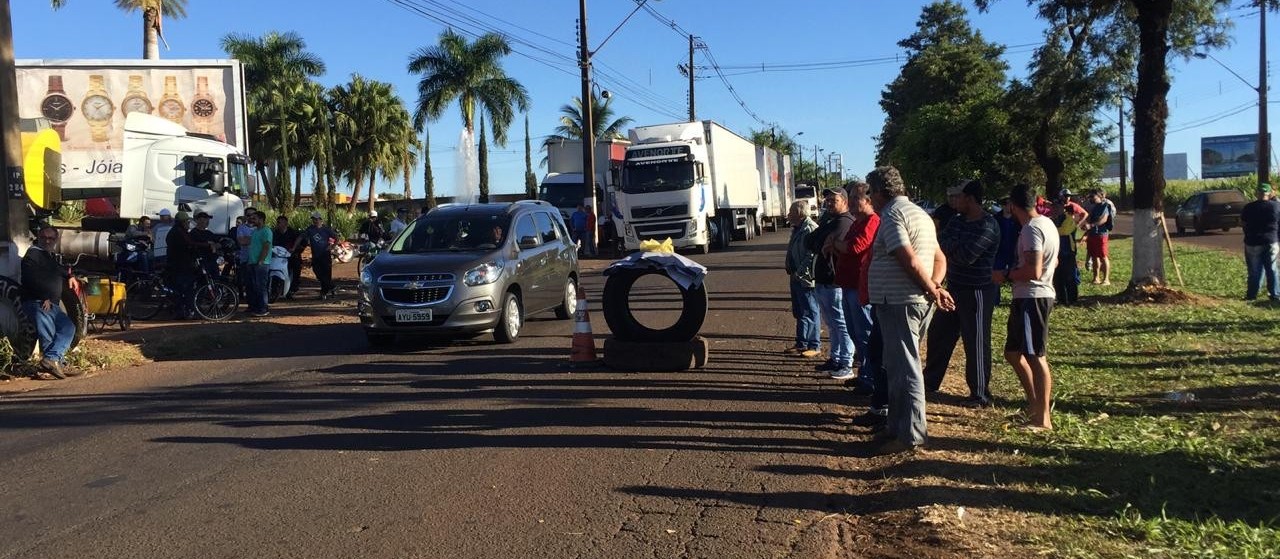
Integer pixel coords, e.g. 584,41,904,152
615,120,778,253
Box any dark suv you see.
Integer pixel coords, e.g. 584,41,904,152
357,201,579,346
1175,189,1247,234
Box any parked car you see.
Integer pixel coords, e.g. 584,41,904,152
357,200,579,346
1174,189,1247,234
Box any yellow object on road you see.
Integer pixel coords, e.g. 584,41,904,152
638,238,676,254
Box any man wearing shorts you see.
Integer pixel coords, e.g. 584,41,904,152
995,183,1059,431
1081,189,1114,285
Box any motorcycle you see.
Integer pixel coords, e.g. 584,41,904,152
115,237,153,284
356,237,385,274
267,245,293,303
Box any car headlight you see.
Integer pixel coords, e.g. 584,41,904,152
360,267,374,287
463,262,503,286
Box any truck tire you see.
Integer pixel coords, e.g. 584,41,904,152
61,287,89,352
602,268,707,343
0,276,38,369
715,215,732,249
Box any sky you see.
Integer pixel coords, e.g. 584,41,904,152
10,0,1275,200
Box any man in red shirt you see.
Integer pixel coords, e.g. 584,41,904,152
834,185,880,395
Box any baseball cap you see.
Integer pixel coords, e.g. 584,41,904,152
157,208,172,217
174,211,191,221
311,211,323,219
1258,183,1272,193
1059,188,1074,199
369,210,379,217
194,211,212,219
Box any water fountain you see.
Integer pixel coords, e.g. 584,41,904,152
455,128,479,204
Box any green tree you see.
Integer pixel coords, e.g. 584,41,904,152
748,128,800,156
329,75,412,213
545,92,632,142
221,31,325,210
422,129,437,210
524,114,537,200
51,1,187,59
407,29,530,196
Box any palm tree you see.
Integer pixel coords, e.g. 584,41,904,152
548,92,633,142
329,75,412,212
401,136,423,201
51,0,188,59
222,31,325,210
407,29,530,199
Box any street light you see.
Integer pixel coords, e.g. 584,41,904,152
1193,14,1268,184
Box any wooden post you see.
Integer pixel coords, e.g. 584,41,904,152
1158,213,1185,287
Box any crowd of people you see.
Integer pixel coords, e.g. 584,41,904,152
785,166,1068,454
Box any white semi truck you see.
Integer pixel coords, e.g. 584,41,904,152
615,120,787,253
538,137,628,235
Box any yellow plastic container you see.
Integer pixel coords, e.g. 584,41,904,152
84,277,127,315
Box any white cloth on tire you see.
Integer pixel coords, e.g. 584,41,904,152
603,252,708,290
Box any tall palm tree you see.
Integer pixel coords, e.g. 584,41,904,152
401,136,422,201
548,92,633,142
51,0,188,59
407,29,530,200
329,75,412,212
222,31,325,210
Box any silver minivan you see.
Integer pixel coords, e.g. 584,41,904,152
357,201,579,346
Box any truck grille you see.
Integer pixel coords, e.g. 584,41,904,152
380,286,452,305
634,222,687,239
631,204,689,219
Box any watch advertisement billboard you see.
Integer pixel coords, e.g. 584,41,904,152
1201,134,1267,179
14,59,248,191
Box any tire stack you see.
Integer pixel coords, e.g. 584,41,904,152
601,268,709,372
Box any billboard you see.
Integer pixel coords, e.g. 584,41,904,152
1102,151,1187,180
1202,134,1265,178
15,59,247,191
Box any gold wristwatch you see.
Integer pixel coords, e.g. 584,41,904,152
158,76,186,126
81,74,116,143
39,75,74,141
191,76,218,134
120,75,154,117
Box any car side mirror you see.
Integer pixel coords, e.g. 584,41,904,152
518,236,539,250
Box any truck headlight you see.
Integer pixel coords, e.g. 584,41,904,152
464,262,503,286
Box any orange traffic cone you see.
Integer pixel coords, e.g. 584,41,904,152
569,294,599,367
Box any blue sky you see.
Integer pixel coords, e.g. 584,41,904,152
11,1,1274,199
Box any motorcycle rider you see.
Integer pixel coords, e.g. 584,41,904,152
359,210,388,243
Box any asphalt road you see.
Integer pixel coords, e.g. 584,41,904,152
0,233,853,559
1111,212,1243,253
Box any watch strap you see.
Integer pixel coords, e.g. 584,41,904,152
196,76,209,95
53,122,67,141
48,76,65,94
128,75,145,93
164,76,178,96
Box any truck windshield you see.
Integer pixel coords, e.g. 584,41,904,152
795,185,816,199
390,215,511,253
622,160,695,194
539,183,583,208
227,159,250,197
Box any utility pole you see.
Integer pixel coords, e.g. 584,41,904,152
813,145,821,188
687,34,695,122
1119,99,1128,209
0,1,28,261
1259,5,1269,185
577,0,597,227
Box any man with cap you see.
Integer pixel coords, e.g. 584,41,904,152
359,210,388,243
189,211,222,279
1241,182,1280,301
390,207,411,236
295,211,341,299
165,211,198,318
923,179,1002,407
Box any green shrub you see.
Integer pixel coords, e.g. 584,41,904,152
55,201,86,225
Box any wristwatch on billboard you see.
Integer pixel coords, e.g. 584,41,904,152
39,75,74,141
81,74,116,143
120,75,154,117
191,76,218,134
158,76,186,125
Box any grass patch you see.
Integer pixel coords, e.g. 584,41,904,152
65,338,148,371
979,238,1280,558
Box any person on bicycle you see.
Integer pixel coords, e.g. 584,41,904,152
165,212,198,319
189,211,221,280
21,226,81,379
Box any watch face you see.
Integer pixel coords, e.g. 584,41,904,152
123,96,153,116
41,94,74,122
159,99,185,121
192,98,217,118
81,94,115,121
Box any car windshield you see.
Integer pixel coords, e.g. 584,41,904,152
390,214,511,253
539,183,582,208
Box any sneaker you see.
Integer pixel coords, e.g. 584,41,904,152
850,410,887,427
799,349,821,358
829,366,856,380
251,310,270,317
814,360,839,372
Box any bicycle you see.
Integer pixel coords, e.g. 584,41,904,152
126,256,239,321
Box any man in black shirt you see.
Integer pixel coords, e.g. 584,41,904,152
20,226,80,379
1241,183,1280,301
189,212,222,279
273,215,302,298
165,212,197,319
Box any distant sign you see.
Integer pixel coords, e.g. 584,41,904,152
1101,151,1187,180
1102,151,1124,179
1202,134,1266,178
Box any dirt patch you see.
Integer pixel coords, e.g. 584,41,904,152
1099,284,1201,305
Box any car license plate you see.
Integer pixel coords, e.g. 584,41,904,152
395,309,433,323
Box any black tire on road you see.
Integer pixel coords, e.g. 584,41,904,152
60,287,88,351
554,276,577,320
602,268,707,343
494,291,522,344
0,276,38,367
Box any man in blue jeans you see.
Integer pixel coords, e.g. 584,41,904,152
247,212,274,316
783,201,821,357
21,226,82,379
1241,183,1280,301
808,189,855,379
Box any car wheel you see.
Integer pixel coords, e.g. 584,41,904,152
1195,219,1205,235
366,331,394,347
1176,223,1185,234
494,291,522,343
554,277,578,320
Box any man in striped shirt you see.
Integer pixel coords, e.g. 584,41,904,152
866,166,955,454
924,179,1001,407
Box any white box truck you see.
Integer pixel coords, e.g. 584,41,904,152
615,120,767,253
756,145,793,232
538,138,628,243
